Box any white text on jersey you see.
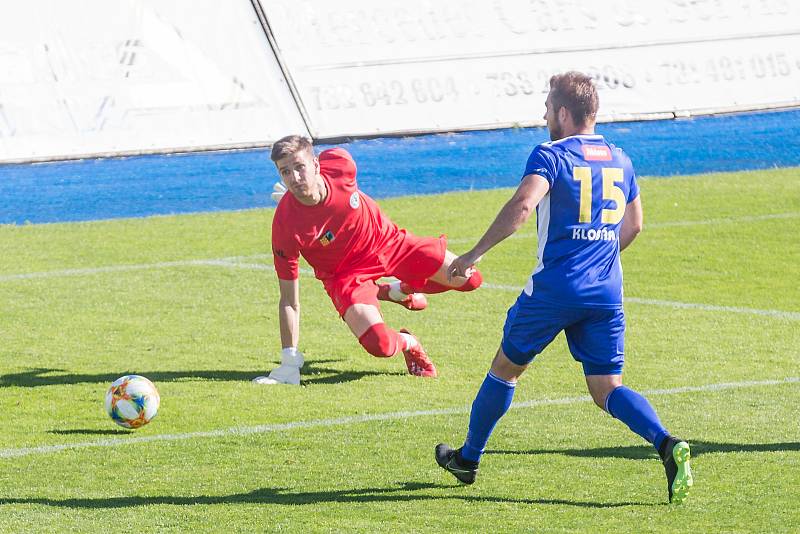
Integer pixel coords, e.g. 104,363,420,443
571,228,617,241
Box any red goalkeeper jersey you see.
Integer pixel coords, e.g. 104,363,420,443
271,148,402,281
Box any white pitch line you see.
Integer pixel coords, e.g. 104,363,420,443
1,257,797,321
2,211,798,280
623,297,800,321
0,255,274,282
1,377,797,460
478,282,800,321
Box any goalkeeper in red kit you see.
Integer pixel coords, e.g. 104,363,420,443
254,135,483,385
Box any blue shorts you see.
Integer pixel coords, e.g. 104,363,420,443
501,293,625,375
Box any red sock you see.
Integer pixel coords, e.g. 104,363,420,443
358,323,403,358
403,270,482,294
457,270,482,292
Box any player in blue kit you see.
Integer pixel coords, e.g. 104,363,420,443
435,72,693,504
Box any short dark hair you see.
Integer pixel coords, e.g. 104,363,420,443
270,135,314,162
548,72,598,126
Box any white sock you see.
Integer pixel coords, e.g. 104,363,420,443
388,280,408,302
399,332,417,350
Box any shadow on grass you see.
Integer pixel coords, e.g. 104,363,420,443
486,440,800,460
0,481,649,509
47,429,133,436
0,361,399,388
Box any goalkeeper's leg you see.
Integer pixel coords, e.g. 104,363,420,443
390,248,483,297
344,303,437,377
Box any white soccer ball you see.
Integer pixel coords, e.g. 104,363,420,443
104,375,160,429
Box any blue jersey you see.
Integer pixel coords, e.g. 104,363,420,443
522,134,639,308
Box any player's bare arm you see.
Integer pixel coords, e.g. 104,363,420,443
278,277,300,348
619,195,643,251
448,174,549,280
252,277,304,385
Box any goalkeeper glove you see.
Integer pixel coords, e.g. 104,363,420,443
252,347,304,385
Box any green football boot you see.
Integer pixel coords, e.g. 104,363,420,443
660,438,693,504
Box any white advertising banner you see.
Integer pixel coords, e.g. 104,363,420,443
0,0,308,163
265,0,800,137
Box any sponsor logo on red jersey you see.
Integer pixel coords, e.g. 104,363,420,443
582,145,612,161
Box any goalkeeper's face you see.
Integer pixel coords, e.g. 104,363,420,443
275,149,322,203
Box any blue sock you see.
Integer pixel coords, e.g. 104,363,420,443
461,372,516,463
605,385,670,451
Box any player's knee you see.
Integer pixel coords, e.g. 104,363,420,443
592,393,608,411
457,270,483,292
358,323,401,358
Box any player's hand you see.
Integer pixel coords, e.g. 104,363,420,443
271,181,287,203
447,251,482,281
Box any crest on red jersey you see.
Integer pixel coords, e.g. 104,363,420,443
319,230,335,246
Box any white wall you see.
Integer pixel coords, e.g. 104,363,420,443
0,0,308,163
2,0,799,162
265,0,800,137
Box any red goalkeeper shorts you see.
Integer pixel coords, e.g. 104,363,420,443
322,231,447,317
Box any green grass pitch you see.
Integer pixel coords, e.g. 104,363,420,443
1,167,799,533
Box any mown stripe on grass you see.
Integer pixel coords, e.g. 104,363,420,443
3,210,798,282
1,377,797,459
446,211,800,244
1,256,798,321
